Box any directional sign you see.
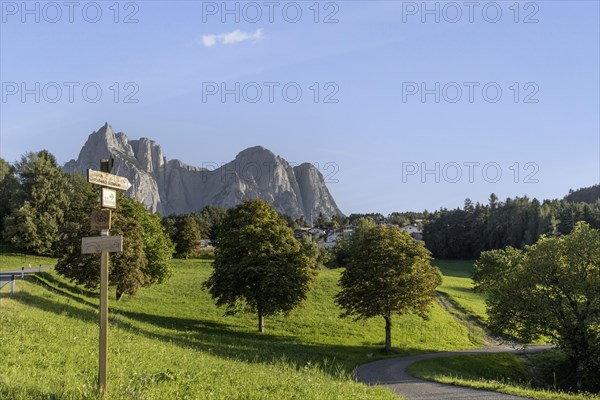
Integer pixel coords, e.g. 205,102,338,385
81,236,123,254
88,169,131,191
101,188,117,209
91,210,112,231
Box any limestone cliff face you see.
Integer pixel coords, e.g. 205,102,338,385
65,123,343,223
293,163,341,223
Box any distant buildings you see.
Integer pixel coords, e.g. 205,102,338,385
400,224,423,241
320,226,355,249
200,239,213,248
292,226,355,249
293,223,423,249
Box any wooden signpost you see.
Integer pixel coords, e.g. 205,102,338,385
83,160,130,394
81,236,123,254
88,169,132,191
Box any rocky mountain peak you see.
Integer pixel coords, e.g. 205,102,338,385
235,146,279,162
65,123,343,223
237,145,269,155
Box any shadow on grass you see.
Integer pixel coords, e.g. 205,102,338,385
0,385,98,400
433,260,475,279
9,287,434,378
35,272,99,299
435,292,488,342
439,285,480,296
20,274,100,312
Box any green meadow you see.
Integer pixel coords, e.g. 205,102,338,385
3,254,579,400
0,259,484,399
433,260,487,323
0,241,57,271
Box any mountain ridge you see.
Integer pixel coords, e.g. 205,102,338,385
64,123,343,223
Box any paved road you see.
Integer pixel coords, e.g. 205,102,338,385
355,346,551,400
0,267,53,288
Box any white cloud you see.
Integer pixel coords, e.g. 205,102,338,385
202,35,218,47
201,29,264,47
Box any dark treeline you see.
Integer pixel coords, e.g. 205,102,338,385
161,205,227,258
565,184,600,204
347,211,428,226
424,193,600,259
0,152,174,298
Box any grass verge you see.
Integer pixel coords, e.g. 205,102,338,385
407,353,600,400
0,241,57,271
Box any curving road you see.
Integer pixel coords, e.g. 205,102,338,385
355,346,551,400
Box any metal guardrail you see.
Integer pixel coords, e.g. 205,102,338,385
0,267,53,290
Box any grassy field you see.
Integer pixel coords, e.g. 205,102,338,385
0,241,57,271
407,353,600,400
0,259,485,399
432,260,487,322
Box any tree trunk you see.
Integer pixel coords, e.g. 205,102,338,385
384,315,392,353
116,287,123,301
571,320,591,390
258,313,265,333
574,341,590,390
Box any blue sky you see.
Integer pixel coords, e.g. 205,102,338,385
1,1,598,215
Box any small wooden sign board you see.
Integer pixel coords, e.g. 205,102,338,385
101,188,117,209
91,210,112,231
81,236,123,254
88,169,132,191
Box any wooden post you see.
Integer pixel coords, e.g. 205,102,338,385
81,233,122,396
85,162,129,395
99,246,109,394
10,275,15,295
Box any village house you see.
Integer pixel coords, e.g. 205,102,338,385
400,224,423,241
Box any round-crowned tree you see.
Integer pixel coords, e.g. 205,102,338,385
175,214,201,259
203,199,315,333
335,225,441,353
474,222,600,391
2,151,70,256
56,189,174,300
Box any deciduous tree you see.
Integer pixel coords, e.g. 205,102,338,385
203,199,315,333
0,159,19,230
56,185,174,299
198,205,227,244
175,214,201,259
118,194,174,283
473,222,600,391
336,225,441,353
2,151,69,255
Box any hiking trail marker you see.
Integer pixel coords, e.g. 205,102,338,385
90,209,112,231
81,236,122,254
88,169,132,191
83,160,130,394
101,188,117,209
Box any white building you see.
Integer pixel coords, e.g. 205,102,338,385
400,224,423,241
